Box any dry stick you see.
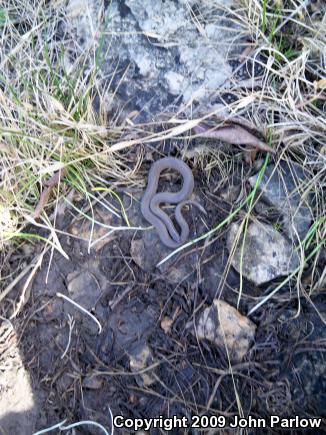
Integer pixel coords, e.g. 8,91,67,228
61,314,75,360
94,359,167,377
33,409,114,435
10,252,44,319
56,292,102,334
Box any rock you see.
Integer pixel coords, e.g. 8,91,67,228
227,221,300,285
64,0,103,57
0,205,17,249
62,0,239,121
249,161,312,242
130,231,200,282
220,184,242,203
56,372,74,394
64,269,103,334
128,342,156,387
125,192,172,272
199,250,240,303
131,231,206,282
191,299,256,362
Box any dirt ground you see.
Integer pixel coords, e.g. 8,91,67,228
1,148,325,434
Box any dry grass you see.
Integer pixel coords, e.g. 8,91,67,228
228,0,326,311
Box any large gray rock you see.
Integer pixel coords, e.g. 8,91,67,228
64,0,239,121
249,161,312,242
227,221,300,285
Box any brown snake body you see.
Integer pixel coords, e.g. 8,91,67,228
140,157,205,248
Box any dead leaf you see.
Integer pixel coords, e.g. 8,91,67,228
34,168,66,219
193,123,276,154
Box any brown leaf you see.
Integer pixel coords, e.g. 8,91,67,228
34,168,66,219
193,123,276,154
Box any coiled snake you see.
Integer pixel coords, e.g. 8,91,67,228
140,157,205,248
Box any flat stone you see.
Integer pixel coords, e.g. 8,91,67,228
130,232,200,283
249,161,312,242
192,299,256,362
64,269,103,334
165,71,186,96
199,250,240,302
227,221,300,285
64,0,102,54
0,205,17,249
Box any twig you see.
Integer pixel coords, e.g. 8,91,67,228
56,292,102,334
10,252,44,319
33,420,67,435
32,408,114,435
0,257,42,304
61,314,75,359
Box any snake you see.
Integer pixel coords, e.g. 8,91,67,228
140,157,206,248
